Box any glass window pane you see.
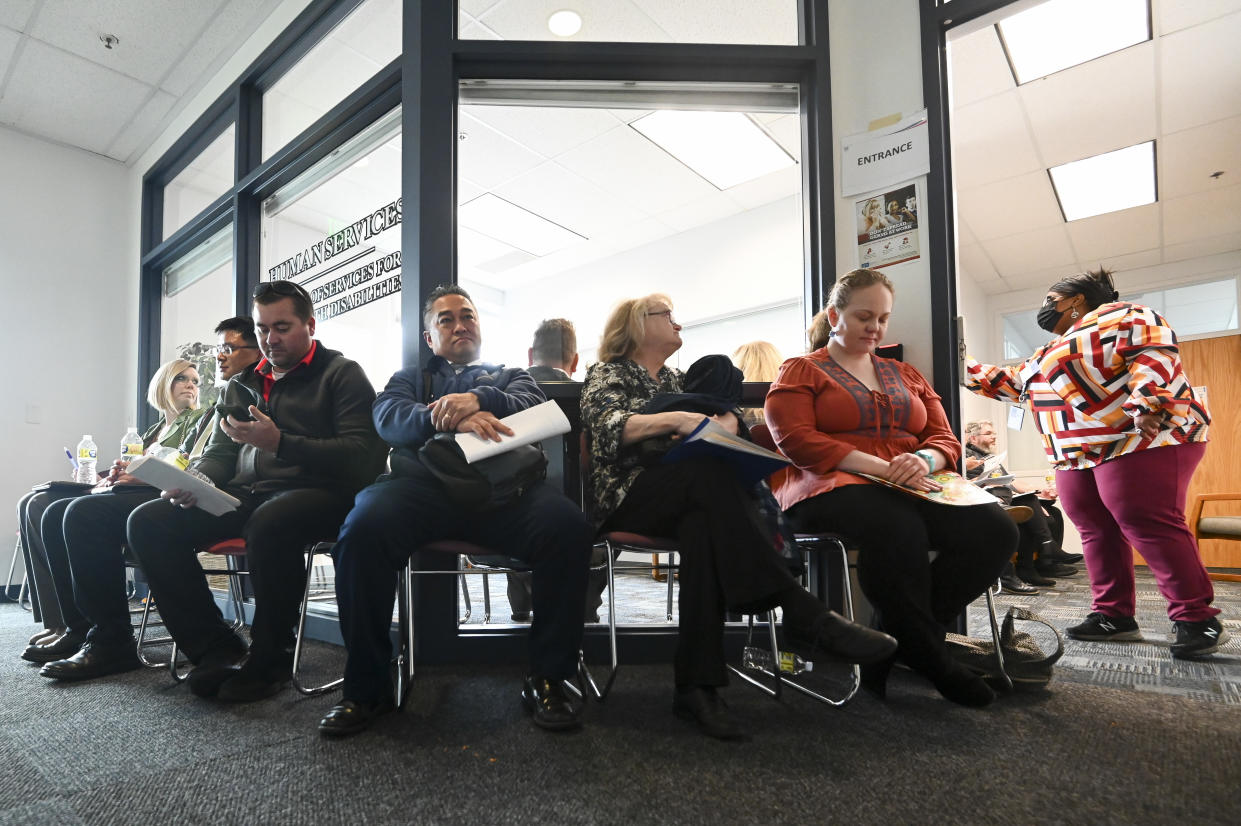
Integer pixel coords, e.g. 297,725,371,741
459,0,799,45
161,224,235,400
1122,278,1239,337
1001,309,1043,361
262,0,401,160
260,107,402,389
162,125,235,241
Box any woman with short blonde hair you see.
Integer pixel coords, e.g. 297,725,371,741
146,358,201,438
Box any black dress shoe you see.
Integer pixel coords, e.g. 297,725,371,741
786,611,898,665
28,627,64,646
1041,551,1083,565
1015,565,1056,587
673,686,748,741
999,575,1040,595
521,676,582,731
930,661,995,707
319,698,395,738
187,647,247,698
22,630,87,664
217,658,291,703
1036,562,1078,577
39,640,141,681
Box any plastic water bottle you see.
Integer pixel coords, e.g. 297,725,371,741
75,435,98,484
119,427,143,462
741,646,813,675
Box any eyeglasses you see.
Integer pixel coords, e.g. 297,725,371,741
172,375,200,387
646,309,677,325
253,280,312,303
212,344,259,357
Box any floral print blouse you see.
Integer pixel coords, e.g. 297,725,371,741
580,359,683,526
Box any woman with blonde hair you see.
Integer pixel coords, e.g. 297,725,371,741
582,293,895,740
22,359,208,671
731,341,782,428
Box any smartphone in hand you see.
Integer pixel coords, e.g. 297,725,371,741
216,403,258,422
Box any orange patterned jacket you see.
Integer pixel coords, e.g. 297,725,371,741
966,301,1209,470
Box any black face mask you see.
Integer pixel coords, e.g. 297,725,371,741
1036,301,1063,333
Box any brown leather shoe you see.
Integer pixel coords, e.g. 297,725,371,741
786,610,899,665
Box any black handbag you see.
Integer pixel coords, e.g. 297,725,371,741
417,432,547,511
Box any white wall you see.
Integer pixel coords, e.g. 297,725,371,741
828,0,937,378
0,126,138,542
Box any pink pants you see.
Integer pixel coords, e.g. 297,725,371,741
1056,441,1215,622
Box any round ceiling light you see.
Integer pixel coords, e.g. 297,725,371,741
547,9,582,37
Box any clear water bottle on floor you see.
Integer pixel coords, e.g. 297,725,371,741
741,646,813,675
75,435,98,484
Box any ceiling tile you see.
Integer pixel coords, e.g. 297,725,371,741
1065,202,1160,261
956,171,1064,241
0,38,151,155
460,0,502,16
1163,231,1241,263
493,160,648,238
951,91,1042,189
655,191,744,233
462,104,622,159
556,125,719,213
479,0,670,43
1002,265,1080,291
761,113,801,162
162,0,286,97
1019,42,1156,168
1093,248,1163,273
957,243,998,282
458,19,501,40
0,1,36,30
1160,115,1241,200
985,225,1077,276
1163,182,1241,244
457,110,547,189
948,25,1015,107
458,177,486,205
1161,10,1241,133
630,0,797,45
1158,0,1241,34
30,0,227,87
726,164,801,210
977,279,1012,297
106,89,177,163
0,25,20,70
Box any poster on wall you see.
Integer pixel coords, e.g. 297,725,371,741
855,183,920,269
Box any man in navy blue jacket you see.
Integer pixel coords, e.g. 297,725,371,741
319,284,592,737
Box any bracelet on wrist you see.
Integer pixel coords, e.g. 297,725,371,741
914,449,936,472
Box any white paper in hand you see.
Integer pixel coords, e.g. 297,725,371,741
124,455,241,516
455,400,571,463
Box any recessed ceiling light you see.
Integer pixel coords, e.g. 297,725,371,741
1049,141,1156,222
998,0,1150,84
630,111,795,190
547,10,582,37
458,194,585,257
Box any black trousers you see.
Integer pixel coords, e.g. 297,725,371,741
51,489,163,644
1013,492,1064,565
37,491,97,635
786,484,1016,676
126,488,354,664
333,466,592,704
603,458,795,687
18,489,83,629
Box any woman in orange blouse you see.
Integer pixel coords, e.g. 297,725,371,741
766,268,1016,707
967,268,1224,659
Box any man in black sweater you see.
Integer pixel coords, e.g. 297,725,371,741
123,281,387,702
318,285,592,737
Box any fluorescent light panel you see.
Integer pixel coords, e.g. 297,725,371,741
630,111,795,189
1049,141,1155,222
458,193,586,257
998,0,1150,84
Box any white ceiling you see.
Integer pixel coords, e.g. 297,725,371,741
0,0,286,163
950,0,1241,296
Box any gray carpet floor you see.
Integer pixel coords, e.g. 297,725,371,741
3,572,1241,825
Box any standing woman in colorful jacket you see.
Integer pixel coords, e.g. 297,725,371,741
966,268,1223,658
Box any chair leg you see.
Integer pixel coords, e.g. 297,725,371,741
293,542,343,697
983,587,1013,693
481,572,491,624
578,541,619,701
665,551,675,622
395,561,415,709
458,558,472,622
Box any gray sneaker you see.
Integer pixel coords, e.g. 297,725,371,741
1170,617,1230,659
1066,612,1142,641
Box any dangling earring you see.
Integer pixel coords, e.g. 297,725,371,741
1071,308,1079,319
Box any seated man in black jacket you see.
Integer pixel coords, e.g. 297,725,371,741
121,281,387,702
319,284,592,737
